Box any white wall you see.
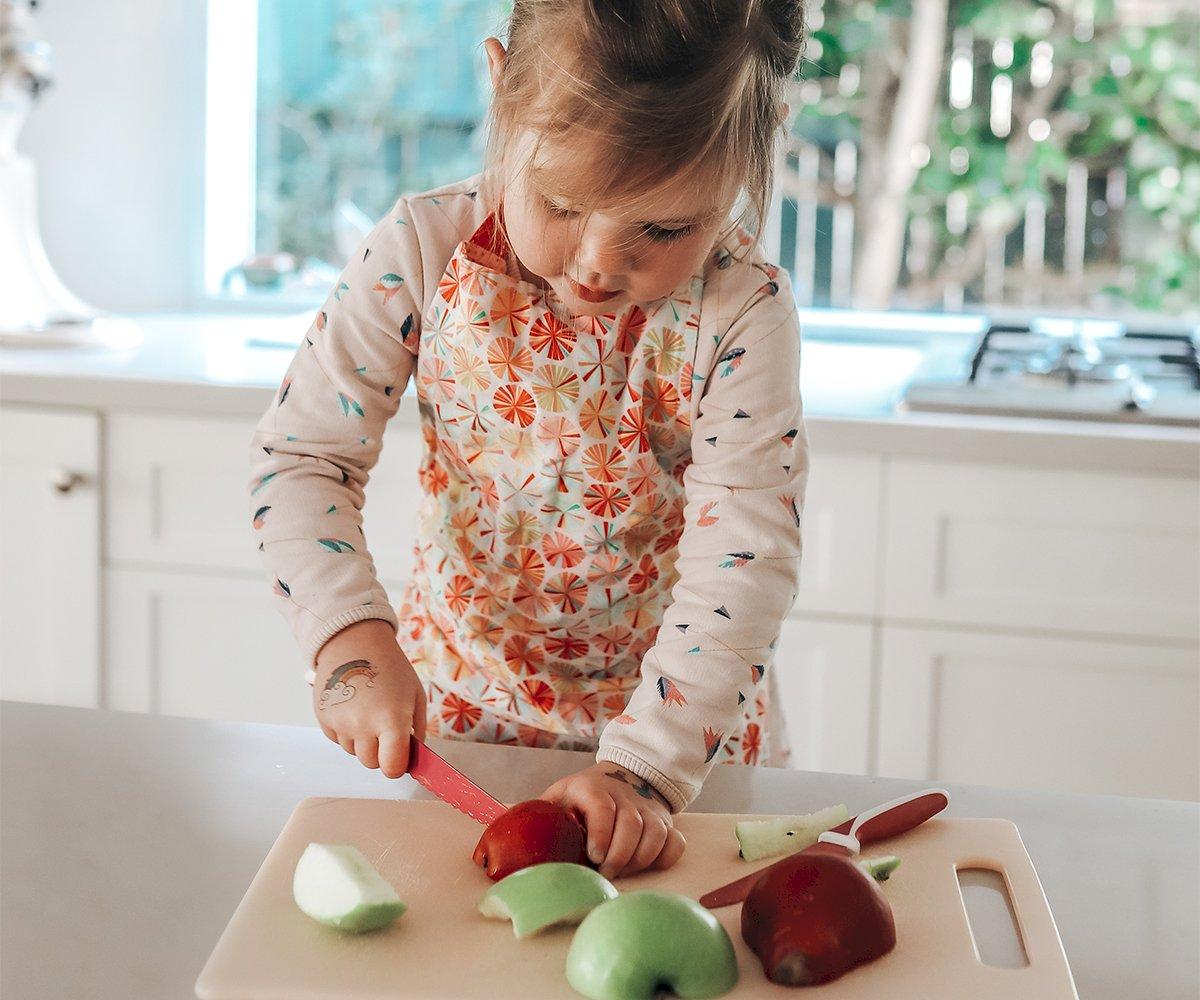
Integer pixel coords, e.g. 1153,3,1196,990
21,1,209,312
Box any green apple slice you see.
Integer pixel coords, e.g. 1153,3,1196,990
478,862,617,938
292,843,406,932
859,854,901,882
566,891,738,1000
735,804,850,862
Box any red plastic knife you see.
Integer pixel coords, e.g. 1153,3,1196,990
405,735,508,825
699,788,950,909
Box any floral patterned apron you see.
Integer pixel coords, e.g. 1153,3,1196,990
395,211,784,766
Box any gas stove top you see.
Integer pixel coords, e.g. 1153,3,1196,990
902,318,1200,426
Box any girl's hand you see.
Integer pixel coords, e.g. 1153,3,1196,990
312,619,426,778
541,763,686,879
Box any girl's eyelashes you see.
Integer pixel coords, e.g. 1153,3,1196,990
541,195,694,243
542,197,578,219
643,223,694,243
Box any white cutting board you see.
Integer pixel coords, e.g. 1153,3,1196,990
196,799,1078,999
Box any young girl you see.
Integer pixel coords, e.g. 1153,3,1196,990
249,0,806,881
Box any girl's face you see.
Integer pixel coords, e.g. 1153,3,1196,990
485,37,736,317
501,140,734,316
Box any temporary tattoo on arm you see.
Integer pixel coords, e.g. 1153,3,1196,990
318,659,377,710
604,769,671,808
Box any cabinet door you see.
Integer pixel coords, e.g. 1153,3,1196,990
107,412,424,583
793,452,882,618
882,459,1200,641
773,617,873,775
105,567,317,726
876,626,1200,799
0,405,100,707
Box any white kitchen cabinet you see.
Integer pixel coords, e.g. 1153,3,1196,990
0,405,101,707
106,411,425,582
105,566,316,726
882,459,1200,642
793,451,882,618
876,625,1200,800
773,616,873,775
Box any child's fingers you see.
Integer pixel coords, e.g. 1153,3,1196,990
355,736,380,769
648,827,687,870
622,817,668,877
576,791,617,866
338,734,356,756
378,729,411,779
319,723,339,744
600,806,644,879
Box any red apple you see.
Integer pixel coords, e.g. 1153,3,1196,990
472,799,589,881
741,852,896,986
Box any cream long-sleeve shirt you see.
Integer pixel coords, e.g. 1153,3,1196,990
249,175,807,812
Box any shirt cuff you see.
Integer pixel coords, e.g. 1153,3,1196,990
595,746,690,814
303,604,400,682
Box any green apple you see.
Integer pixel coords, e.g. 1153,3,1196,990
292,843,406,932
566,891,738,1000
478,862,618,938
734,804,850,862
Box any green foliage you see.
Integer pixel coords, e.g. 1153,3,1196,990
793,0,1199,313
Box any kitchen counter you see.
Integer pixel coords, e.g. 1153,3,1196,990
2,702,1196,999
2,312,1197,474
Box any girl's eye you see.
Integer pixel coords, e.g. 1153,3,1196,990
644,224,694,243
543,198,577,219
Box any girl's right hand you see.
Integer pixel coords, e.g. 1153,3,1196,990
312,618,427,778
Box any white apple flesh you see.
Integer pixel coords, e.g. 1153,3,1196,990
292,843,406,933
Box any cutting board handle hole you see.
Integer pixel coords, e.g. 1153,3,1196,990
956,867,1030,969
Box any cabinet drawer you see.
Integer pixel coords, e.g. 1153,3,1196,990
793,452,882,617
876,625,1199,799
106,413,424,580
882,459,1200,640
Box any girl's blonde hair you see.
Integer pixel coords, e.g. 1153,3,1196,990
484,0,805,245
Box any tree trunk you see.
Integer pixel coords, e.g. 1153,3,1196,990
850,0,949,309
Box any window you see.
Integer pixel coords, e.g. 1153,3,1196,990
206,0,504,304
207,0,1198,318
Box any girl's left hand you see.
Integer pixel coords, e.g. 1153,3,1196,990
540,762,687,879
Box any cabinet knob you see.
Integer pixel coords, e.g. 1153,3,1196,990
52,469,87,494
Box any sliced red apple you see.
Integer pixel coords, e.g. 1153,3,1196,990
472,798,589,881
741,852,896,986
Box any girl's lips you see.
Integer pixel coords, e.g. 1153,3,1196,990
568,278,619,303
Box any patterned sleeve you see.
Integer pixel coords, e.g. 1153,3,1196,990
596,267,806,812
247,197,425,672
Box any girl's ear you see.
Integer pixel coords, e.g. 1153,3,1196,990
484,37,507,90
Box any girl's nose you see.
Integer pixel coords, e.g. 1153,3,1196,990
574,221,631,281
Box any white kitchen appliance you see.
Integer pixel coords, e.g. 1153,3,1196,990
902,317,1200,426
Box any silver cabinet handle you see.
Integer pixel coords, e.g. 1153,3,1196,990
52,469,86,494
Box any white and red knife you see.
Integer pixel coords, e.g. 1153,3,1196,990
699,788,950,909
405,735,508,825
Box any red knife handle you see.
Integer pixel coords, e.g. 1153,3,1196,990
698,788,950,910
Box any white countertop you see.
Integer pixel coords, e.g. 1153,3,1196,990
1,702,1196,999
2,312,1197,474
